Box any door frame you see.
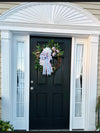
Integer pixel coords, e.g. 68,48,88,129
12,34,75,131
0,2,99,131
12,33,87,131
29,36,72,130
1,30,99,131
12,35,30,130
27,35,74,131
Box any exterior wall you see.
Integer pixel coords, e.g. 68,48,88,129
0,2,22,15
73,2,100,21
0,2,100,126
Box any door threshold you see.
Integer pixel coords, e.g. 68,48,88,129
30,129,69,131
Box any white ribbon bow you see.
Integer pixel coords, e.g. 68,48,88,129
40,47,53,76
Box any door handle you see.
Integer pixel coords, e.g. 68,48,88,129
31,80,34,84
30,87,34,90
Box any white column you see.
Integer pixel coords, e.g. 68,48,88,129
1,30,12,121
85,35,99,130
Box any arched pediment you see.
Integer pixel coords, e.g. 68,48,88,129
0,2,99,26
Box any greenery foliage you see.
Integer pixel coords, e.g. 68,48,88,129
0,120,14,131
96,96,100,131
32,40,64,72
96,96,100,112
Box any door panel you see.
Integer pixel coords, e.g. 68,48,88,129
30,36,71,130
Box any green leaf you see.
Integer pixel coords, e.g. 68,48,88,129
51,40,54,44
35,66,37,69
43,44,46,48
32,51,36,54
48,40,51,44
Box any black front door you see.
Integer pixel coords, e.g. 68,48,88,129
30,36,71,130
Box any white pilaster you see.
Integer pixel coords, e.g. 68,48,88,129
86,35,99,130
1,30,12,122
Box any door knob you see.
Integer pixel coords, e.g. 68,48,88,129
31,80,34,84
30,87,34,90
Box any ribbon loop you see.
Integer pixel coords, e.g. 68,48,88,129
40,47,53,76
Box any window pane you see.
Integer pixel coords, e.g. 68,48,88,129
75,44,84,117
75,103,82,117
16,42,24,117
76,45,83,60
75,89,82,102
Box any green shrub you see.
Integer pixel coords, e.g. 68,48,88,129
0,120,14,131
96,96,100,131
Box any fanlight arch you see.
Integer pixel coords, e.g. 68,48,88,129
0,2,99,26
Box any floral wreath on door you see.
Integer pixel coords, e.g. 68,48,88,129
32,40,64,76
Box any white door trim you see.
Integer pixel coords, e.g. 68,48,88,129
72,39,87,129
85,35,99,130
69,37,75,131
25,35,30,131
12,35,28,129
1,30,99,131
0,3,99,131
12,33,89,131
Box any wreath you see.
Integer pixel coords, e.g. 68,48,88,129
32,40,64,76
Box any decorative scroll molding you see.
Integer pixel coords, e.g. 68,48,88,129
0,2,99,26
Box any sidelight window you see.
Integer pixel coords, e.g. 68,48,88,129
75,44,84,117
16,42,25,117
